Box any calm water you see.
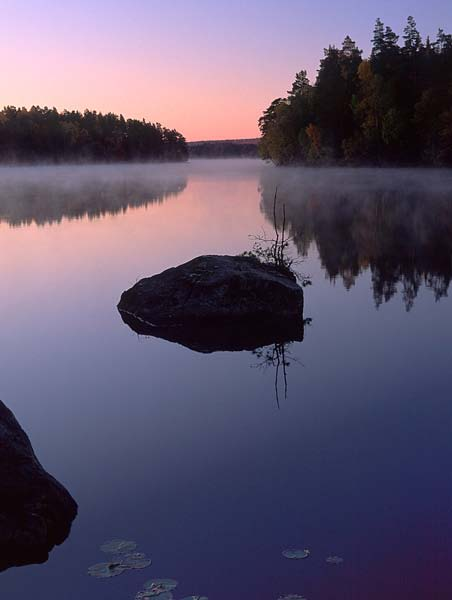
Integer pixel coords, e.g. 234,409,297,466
1,159,452,599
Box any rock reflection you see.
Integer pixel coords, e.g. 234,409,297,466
0,400,77,572
0,164,187,227
260,168,452,310
120,310,304,354
120,313,305,407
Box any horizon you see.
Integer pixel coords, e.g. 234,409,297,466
1,0,451,141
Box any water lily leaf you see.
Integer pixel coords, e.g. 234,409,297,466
326,555,343,565
278,595,306,600
142,579,178,596
87,561,126,578
282,549,310,560
120,552,152,569
136,592,173,600
100,539,137,554
180,597,208,600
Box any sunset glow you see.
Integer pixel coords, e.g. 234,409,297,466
1,0,450,140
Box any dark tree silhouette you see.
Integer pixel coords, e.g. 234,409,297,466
259,17,452,165
0,106,187,163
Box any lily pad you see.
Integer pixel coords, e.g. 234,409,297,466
118,552,152,570
142,579,178,596
278,595,306,600
282,549,310,560
136,592,173,600
100,539,137,554
87,561,126,578
326,555,343,565
180,597,208,600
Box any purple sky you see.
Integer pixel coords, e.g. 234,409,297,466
1,0,451,139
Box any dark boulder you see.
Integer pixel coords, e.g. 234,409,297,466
118,255,304,352
0,400,77,571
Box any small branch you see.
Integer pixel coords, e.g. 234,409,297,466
272,188,279,265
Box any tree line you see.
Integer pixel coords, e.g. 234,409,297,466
259,17,452,165
0,106,188,163
188,139,258,158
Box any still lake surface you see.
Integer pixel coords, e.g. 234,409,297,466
1,159,452,599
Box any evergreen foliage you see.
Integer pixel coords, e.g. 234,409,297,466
259,17,452,165
0,106,187,163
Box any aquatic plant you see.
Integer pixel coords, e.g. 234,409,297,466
120,552,152,569
180,596,208,600
143,578,179,594
136,593,173,600
88,539,152,580
101,539,137,554
326,555,344,565
278,595,306,600
87,561,126,578
134,578,178,598
282,548,310,560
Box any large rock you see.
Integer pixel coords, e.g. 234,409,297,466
0,400,77,571
118,255,304,352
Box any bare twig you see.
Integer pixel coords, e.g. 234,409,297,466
242,188,311,286
272,188,279,265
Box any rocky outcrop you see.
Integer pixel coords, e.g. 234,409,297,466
0,400,77,571
118,255,304,352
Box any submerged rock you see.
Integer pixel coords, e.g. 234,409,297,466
118,255,304,353
0,400,77,571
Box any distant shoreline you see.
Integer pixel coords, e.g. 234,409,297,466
188,138,258,158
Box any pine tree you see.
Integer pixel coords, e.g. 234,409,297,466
288,71,310,97
403,16,422,53
342,35,360,58
372,18,385,56
384,26,399,51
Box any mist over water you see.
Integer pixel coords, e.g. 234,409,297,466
2,159,452,308
0,163,188,226
259,166,452,309
0,159,452,599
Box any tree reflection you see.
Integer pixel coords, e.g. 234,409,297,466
0,165,187,226
260,168,452,310
120,313,307,406
252,319,310,407
253,342,291,408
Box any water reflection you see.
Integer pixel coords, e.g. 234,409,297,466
260,168,452,310
119,311,304,353
119,309,306,407
0,400,77,572
0,164,187,226
252,342,294,408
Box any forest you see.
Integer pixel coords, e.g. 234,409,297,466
259,17,452,165
188,139,258,158
0,106,188,163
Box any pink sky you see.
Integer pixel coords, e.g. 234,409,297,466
1,0,450,140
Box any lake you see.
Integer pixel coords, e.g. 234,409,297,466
1,159,452,599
